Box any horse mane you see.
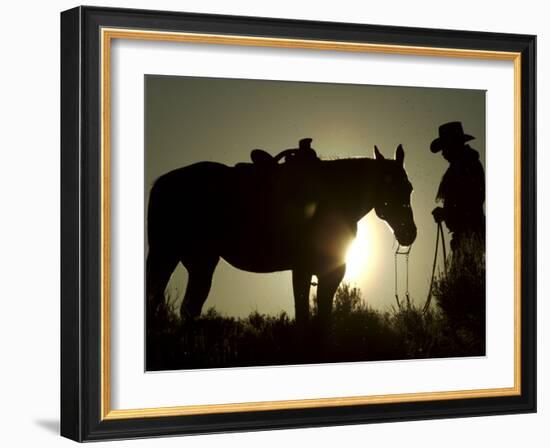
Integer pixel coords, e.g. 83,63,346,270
320,156,400,168
318,156,399,181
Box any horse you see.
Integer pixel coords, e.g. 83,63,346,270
146,144,416,327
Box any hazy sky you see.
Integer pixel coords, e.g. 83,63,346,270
145,75,485,316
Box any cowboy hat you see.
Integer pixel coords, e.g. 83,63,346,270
430,121,474,153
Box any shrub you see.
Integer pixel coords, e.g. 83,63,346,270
146,267,485,371
431,234,486,356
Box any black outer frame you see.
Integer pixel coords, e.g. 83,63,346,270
60,6,536,442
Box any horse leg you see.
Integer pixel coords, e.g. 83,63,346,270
316,264,346,327
146,250,178,323
180,255,219,321
292,269,312,326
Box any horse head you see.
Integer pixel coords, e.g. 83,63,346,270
373,144,417,247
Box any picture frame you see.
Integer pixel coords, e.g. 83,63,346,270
60,5,536,442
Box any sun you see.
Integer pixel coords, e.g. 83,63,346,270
343,217,374,283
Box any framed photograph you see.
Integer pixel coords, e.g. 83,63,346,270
60,6,536,441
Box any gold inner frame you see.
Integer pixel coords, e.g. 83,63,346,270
100,27,522,421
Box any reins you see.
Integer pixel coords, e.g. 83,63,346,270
394,222,448,313
394,244,411,309
422,222,448,313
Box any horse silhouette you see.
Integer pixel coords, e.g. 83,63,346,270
146,143,416,326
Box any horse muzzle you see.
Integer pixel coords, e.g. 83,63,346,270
396,226,417,247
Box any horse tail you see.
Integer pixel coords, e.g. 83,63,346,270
147,177,166,250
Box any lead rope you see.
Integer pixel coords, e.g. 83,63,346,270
423,222,448,313
394,244,412,309
441,223,448,273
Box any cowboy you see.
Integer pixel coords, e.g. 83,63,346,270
430,122,485,264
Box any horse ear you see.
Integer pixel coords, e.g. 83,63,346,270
395,144,404,166
374,145,385,160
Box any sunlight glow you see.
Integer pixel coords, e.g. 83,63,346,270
344,217,375,283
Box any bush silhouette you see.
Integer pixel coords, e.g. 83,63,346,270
147,269,485,371
431,235,486,356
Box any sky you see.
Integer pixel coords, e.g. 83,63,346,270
145,75,485,316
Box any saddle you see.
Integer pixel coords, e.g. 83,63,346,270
235,138,320,169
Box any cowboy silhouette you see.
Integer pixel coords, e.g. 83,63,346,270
430,122,485,262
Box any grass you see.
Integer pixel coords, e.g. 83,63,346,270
146,253,486,371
